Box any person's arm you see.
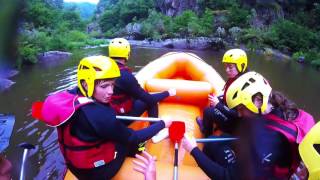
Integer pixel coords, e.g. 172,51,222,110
81,104,169,145
215,102,239,119
119,71,170,104
181,135,234,180
191,147,234,180
133,151,156,180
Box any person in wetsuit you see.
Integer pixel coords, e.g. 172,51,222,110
108,38,176,124
182,72,296,179
197,49,248,138
39,56,172,180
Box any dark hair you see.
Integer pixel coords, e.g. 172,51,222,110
269,91,298,121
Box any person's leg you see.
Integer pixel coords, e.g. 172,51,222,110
201,107,237,137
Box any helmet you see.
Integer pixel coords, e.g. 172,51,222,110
222,49,248,73
299,122,320,180
226,71,272,114
77,56,120,97
108,38,131,60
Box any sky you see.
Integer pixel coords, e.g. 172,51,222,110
64,0,99,4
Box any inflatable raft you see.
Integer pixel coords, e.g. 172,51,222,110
65,52,225,179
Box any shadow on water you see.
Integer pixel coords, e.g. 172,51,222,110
1,47,319,179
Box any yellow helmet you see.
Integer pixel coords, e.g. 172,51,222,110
108,38,131,60
299,122,320,180
222,49,248,73
77,56,120,97
226,71,272,114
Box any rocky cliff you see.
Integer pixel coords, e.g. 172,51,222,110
154,0,201,16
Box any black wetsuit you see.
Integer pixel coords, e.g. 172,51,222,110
202,78,239,137
66,90,165,179
114,63,169,121
191,116,292,180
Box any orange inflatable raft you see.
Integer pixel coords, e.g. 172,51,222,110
65,52,225,180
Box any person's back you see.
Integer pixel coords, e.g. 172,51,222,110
183,71,296,179
108,38,175,120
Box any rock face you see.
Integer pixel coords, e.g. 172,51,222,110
155,0,201,16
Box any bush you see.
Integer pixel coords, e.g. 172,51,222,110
271,20,317,52
226,4,250,28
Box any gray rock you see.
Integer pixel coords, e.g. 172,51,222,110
37,51,72,62
0,78,15,92
155,0,201,16
216,27,226,38
125,23,143,40
37,51,72,68
229,27,242,40
0,69,19,79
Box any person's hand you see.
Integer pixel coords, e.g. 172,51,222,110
161,116,172,128
181,133,197,153
168,88,176,96
133,151,156,180
208,94,219,107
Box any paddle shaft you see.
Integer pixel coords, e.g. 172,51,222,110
196,137,238,143
19,143,35,180
173,142,179,180
116,116,161,122
19,149,29,180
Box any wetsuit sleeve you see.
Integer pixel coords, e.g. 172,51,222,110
80,104,165,144
190,147,234,180
118,71,169,104
215,102,238,119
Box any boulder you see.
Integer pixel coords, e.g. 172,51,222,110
0,78,15,92
37,51,72,62
37,51,72,67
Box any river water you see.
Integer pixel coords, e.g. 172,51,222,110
1,47,319,179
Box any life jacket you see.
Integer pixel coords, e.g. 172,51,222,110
34,90,116,169
110,64,134,114
264,110,315,178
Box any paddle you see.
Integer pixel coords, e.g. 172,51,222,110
196,137,238,143
169,121,185,180
18,142,35,180
116,115,161,122
0,114,15,153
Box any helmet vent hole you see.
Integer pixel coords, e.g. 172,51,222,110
249,78,255,83
232,91,238,100
81,66,89,70
314,144,320,154
93,67,102,71
263,79,268,84
241,82,250,91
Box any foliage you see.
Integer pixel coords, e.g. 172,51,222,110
63,2,96,20
270,20,317,52
17,0,92,65
226,4,250,28
98,0,154,33
198,0,238,10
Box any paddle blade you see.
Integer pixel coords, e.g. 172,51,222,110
169,121,185,142
32,101,44,120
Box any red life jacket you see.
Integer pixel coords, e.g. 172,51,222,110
110,65,134,114
36,90,116,169
264,110,315,178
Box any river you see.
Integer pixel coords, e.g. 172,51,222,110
1,47,319,179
